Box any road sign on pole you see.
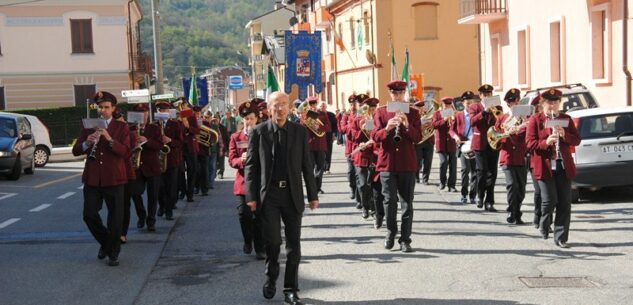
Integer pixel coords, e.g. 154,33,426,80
228,75,243,90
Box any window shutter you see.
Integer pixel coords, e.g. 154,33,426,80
71,20,81,53
82,20,93,52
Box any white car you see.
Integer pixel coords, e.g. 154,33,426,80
0,112,52,167
568,107,633,202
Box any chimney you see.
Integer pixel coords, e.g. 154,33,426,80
274,1,283,10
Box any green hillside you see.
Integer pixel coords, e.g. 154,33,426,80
139,0,274,87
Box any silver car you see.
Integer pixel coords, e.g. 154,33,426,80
568,107,633,202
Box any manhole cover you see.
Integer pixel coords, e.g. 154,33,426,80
575,215,605,219
519,277,598,288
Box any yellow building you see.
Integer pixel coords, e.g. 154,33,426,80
327,0,480,110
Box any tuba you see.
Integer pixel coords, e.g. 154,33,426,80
418,99,441,144
305,110,326,137
197,124,219,148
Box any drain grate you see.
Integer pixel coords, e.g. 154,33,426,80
575,215,605,219
519,277,598,288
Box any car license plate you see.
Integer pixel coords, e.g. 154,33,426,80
601,143,633,154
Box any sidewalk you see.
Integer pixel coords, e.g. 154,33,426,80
134,144,633,305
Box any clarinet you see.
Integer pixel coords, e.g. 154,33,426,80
88,130,101,160
549,110,562,160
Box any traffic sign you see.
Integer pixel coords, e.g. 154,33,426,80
122,89,150,98
152,93,174,100
228,75,243,90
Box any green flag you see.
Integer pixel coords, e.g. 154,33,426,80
189,73,198,106
390,44,397,81
401,48,410,100
266,65,280,97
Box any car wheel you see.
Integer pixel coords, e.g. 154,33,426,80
33,146,49,167
571,188,580,203
6,156,22,181
24,158,35,175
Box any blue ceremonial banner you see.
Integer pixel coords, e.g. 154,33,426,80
182,77,209,106
284,30,322,100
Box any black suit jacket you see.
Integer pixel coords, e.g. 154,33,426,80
245,120,318,213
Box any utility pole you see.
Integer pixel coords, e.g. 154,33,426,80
150,0,164,94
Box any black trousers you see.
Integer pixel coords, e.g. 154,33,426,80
178,162,186,197
438,151,457,188
130,170,160,226
325,133,334,171
356,166,385,217
196,154,209,194
538,163,572,243
184,151,198,200
311,151,326,191
459,153,477,200
123,179,144,236
347,156,360,203
159,166,179,217
380,172,415,244
372,175,385,218
528,168,542,226
237,195,264,252
260,186,302,293
83,184,124,258
415,142,433,182
474,149,499,204
217,154,226,176
502,165,527,220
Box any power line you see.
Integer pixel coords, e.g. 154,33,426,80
0,0,45,7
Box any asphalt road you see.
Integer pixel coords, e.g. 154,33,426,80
2,145,633,305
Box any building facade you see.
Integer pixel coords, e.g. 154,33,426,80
460,0,633,107
0,0,149,110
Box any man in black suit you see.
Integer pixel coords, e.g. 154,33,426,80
321,102,338,174
245,92,319,305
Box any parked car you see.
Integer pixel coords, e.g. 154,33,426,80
567,107,633,202
520,83,599,113
0,112,52,167
0,113,36,180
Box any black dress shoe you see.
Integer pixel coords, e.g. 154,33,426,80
284,292,304,305
384,238,395,250
255,251,266,260
438,184,446,191
218,174,224,179
476,200,483,208
165,215,174,221
193,188,199,195
448,187,458,193
515,218,525,225
98,247,107,260
555,240,569,248
422,180,430,185
460,197,468,204
361,209,369,219
416,178,420,183
541,229,549,240
243,243,253,254
318,189,325,194
350,189,356,199
137,218,145,229
262,280,276,299
400,242,413,253
486,204,497,212
108,256,119,266
470,198,476,205
534,223,540,229
506,215,515,224
187,198,194,202
374,216,383,229
355,202,362,210
178,193,185,200
147,224,156,232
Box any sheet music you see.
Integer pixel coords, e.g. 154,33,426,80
127,111,146,124
510,105,534,118
544,118,569,128
82,118,107,129
482,95,502,108
440,109,455,119
168,109,178,119
387,101,410,114
154,112,170,121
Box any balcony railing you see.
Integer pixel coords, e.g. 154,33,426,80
458,0,507,24
131,53,153,75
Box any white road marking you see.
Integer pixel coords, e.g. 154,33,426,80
29,204,52,212
0,218,21,229
0,193,17,201
77,185,84,190
57,192,75,199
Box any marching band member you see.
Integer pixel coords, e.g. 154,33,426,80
371,80,422,252
119,109,136,244
305,96,332,194
181,102,200,202
470,84,500,211
350,97,380,221
72,91,130,266
206,114,224,190
229,101,264,259
194,106,210,196
497,89,528,224
432,97,458,192
340,94,360,202
413,100,434,185
156,101,183,221
449,91,478,204
526,89,580,247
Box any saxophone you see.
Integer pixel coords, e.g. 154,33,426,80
158,122,171,173
132,124,143,169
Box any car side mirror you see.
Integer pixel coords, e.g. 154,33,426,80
21,134,33,140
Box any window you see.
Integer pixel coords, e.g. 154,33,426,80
0,40,2,56
71,19,93,54
74,84,96,107
349,17,355,49
338,23,344,53
550,20,562,83
413,2,438,40
0,87,5,110
591,4,610,81
363,11,370,45
491,34,501,88
517,29,529,86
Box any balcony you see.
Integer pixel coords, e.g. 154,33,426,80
309,7,332,30
322,54,335,72
129,53,152,84
458,0,507,25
